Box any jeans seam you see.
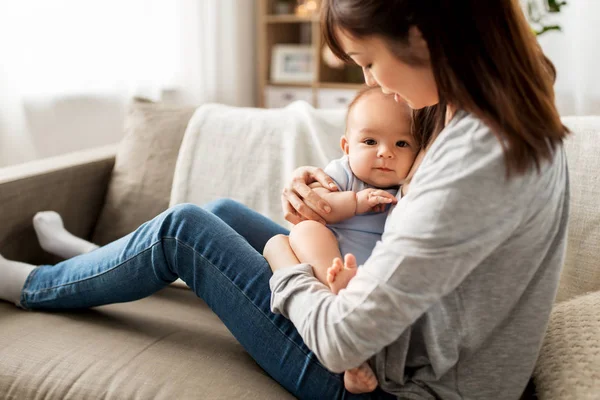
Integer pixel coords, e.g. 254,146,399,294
22,241,164,296
19,266,40,309
162,236,343,382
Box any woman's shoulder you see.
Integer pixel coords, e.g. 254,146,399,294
416,111,505,184
413,110,567,209
428,111,500,161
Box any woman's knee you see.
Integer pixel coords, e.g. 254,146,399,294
202,198,244,217
165,203,206,223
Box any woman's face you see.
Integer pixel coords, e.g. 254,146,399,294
336,29,439,110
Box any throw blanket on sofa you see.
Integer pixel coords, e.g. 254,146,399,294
170,101,346,227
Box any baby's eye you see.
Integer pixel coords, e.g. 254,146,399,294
364,139,377,145
396,141,409,148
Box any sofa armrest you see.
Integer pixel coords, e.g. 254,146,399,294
0,145,117,264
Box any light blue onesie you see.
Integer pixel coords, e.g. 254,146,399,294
324,155,399,266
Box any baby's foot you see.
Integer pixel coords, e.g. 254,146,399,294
344,362,378,394
327,253,358,295
33,211,98,259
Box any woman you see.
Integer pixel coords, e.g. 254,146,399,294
0,0,568,399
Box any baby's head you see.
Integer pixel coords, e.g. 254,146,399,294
342,87,417,188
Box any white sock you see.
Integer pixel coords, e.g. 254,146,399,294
33,211,99,260
0,254,35,305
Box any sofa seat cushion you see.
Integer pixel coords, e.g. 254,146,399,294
0,288,293,399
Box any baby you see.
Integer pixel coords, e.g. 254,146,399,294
264,86,417,394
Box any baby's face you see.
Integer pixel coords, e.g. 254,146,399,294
343,91,417,188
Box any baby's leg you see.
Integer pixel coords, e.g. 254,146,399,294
288,221,357,295
289,221,340,285
289,222,376,393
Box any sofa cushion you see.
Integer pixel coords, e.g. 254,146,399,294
0,287,294,399
92,99,196,245
534,290,600,400
558,117,600,302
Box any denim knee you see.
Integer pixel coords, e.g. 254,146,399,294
202,198,244,218
163,203,206,226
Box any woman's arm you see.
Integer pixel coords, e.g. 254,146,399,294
270,116,529,373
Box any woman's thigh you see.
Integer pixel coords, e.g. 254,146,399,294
201,199,289,253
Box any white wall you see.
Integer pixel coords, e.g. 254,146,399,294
0,1,257,168
538,0,600,116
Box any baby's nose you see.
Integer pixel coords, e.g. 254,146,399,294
378,147,393,158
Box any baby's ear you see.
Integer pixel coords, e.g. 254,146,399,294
340,135,350,155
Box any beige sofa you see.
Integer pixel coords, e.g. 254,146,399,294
0,100,598,399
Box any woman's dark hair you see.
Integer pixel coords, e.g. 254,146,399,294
322,0,568,176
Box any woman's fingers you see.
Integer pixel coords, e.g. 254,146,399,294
291,178,332,215
281,166,337,224
282,195,304,225
282,188,326,224
311,167,339,192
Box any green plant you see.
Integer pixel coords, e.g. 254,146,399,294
524,0,568,36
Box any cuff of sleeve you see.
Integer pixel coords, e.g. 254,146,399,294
269,263,314,317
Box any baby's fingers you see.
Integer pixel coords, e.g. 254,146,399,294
368,195,394,207
373,189,398,203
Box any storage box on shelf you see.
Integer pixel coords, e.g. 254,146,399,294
265,86,314,108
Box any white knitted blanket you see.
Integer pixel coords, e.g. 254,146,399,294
170,101,346,226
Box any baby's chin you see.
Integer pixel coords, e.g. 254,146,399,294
363,176,403,189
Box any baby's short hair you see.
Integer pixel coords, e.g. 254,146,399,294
345,86,381,127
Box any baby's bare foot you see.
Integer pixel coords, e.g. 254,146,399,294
344,362,378,394
327,254,358,295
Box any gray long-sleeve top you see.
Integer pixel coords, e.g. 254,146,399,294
270,111,569,400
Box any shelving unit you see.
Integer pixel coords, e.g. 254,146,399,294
256,0,364,109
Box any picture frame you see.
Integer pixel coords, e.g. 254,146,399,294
270,44,314,84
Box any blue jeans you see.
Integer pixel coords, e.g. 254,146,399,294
20,199,396,400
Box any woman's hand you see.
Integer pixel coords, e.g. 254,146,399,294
281,166,339,225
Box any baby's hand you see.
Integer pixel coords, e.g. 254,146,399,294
355,189,397,214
